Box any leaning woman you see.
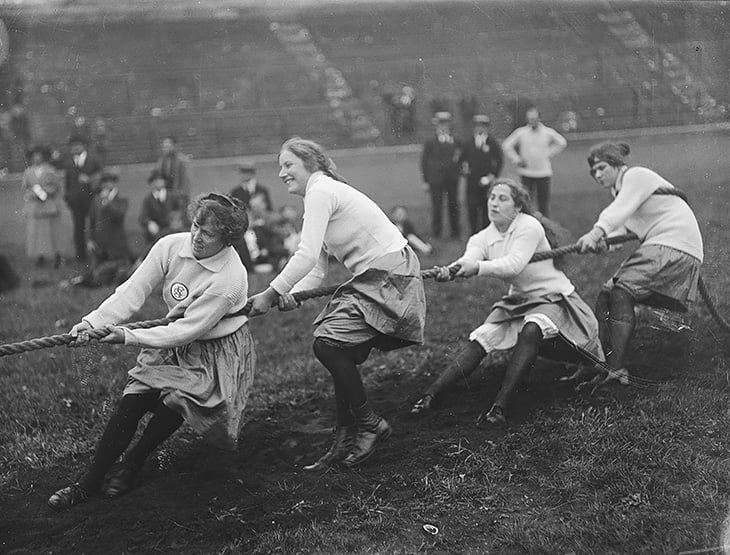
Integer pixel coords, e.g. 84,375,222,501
576,141,703,379
247,137,426,470
48,193,253,510
412,178,603,426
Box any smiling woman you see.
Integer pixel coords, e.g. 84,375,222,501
47,192,253,511
247,137,427,471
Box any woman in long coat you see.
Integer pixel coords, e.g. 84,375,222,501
21,145,63,267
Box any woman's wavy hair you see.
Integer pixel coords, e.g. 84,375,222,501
587,141,631,173
187,193,248,246
280,137,348,184
489,178,568,268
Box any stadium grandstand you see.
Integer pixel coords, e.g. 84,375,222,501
0,0,727,170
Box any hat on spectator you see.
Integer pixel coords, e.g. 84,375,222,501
238,161,256,173
473,114,491,125
431,111,453,125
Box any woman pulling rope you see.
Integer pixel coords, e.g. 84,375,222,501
576,141,704,385
411,178,606,426
48,193,254,511
246,137,427,471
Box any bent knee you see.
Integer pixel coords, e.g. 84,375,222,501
519,322,544,343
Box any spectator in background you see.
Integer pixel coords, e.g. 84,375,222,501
54,133,104,262
460,114,504,234
420,111,462,239
276,204,302,258
158,135,191,212
92,117,110,166
389,205,433,256
139,169,178,246
384,85,417,139
71,116,92,144
243,192,288,273
21,144,63,268
502,107,566,217
230,162,272,210
9,102,31,155
70,169,133,287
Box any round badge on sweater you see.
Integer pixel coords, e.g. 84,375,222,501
170,282,189,301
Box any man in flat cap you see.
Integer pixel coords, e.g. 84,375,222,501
459,114,504,234
230,162,272,211
420,111,462,239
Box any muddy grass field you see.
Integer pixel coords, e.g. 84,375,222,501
2,133,730,553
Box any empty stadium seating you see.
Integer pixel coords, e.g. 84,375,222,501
0,1,726,168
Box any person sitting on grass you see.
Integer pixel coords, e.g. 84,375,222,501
576,141,703,383
411,178,604,426
48,192,252,510
389,205,433,256
247,137,426,470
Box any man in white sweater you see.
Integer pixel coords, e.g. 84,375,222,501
502,107,567,217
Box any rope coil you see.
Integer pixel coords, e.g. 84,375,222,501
0,233,642,358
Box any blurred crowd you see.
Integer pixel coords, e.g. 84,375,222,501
13,129,303,291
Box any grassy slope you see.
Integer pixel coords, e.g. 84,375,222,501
1,133,730,553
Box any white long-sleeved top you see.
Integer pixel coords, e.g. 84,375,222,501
502,123,567,178
458,213,574,298
594,166,703,262
269,172,407,294
83,233,249,348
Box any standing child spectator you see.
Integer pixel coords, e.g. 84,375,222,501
21,144,63,268
389,205,433,255
502,107,566,217
48,193,252,510
248,138,426,470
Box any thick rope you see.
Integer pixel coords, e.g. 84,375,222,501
0,318,170,357
697,275,730,334
0,233,642,358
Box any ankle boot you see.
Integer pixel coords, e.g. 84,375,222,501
342,416,392,468
303,425,356,471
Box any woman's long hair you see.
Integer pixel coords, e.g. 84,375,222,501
489,178,569,268
280,137,348,184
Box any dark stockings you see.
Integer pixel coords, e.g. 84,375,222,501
492,323,542,412
425,340,486,399
604,287,636,370
313,338,379,428
79,392,183,492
